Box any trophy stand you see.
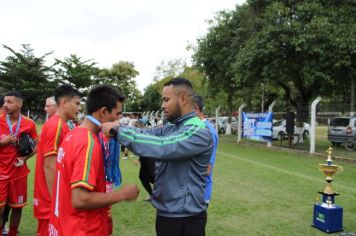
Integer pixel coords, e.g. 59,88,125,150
312,147,343,233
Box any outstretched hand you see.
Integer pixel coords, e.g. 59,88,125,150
101,121,120,137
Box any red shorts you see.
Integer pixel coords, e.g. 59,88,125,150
0,176,27,208
37,219,49,236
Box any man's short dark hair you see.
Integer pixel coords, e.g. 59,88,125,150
194,94,204,112
5,91,24,100
164,77,194,98
54,84,81,104
164,77,194,105
86,84,125,115
164,77,193,90
0,96,4,107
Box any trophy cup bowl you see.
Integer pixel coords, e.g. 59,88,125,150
318,164,343,195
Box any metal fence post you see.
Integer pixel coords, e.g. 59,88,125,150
215,107,220,135
267,101,276,147
237,103,246,143
310,97,322,154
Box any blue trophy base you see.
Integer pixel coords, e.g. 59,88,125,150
312,203,343,233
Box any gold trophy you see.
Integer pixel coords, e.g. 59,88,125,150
318,146,343,201
312,146,343,233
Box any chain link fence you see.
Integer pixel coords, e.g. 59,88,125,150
233,100,356,162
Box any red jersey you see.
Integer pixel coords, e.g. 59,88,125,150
0,114,38,182
34,115,70,219
49,127,108,236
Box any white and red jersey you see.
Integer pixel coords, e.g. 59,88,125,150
49,127,108,236
34,115,70,219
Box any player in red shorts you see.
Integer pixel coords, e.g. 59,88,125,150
0,91,38,236
34,85,81,236
49,84,139,236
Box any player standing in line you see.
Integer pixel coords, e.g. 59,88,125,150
194,95,219,205
49,85,139,236
0,91,38,236
34,85,81,236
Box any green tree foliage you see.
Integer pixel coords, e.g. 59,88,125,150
192,8,249,117
180,66,205,95
141,84,161,111
237,0,356,116
193,0,356,119
153,59,187,81
98,61,141,111
141,61,206,113
55,54,100,96
0,45,144,115
0,44,57,112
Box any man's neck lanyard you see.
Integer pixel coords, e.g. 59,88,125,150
86,115,101,126
86,115,109,162
86,115,122,186
6,114,21,137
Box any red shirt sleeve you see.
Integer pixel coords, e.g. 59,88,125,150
43,119,69,158
70,131,102,191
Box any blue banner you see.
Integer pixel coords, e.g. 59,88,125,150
242,112,273,142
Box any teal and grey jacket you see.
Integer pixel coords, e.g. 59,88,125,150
115,112,213,217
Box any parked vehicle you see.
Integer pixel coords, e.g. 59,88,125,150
218,116,238,134
344,137,356,151
327,117,356,146
272,120,310,140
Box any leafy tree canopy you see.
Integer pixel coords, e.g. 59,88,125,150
55,54,100,96
193,0,356,118
0,44,57,112
98,61,141,111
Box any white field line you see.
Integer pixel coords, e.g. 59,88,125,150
218,151,356,194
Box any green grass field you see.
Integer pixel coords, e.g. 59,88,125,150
19,134,356,235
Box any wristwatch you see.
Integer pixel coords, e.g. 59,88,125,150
109,126,118,137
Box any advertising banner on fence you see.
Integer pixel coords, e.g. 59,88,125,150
242,112,273,142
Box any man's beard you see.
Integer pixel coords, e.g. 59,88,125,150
166,102,182,123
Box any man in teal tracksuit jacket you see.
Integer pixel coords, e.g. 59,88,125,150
102,77,213,236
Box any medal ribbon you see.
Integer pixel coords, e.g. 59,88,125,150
6,114,21,137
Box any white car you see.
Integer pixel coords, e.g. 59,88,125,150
272,120,310,140
218,117,238,134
